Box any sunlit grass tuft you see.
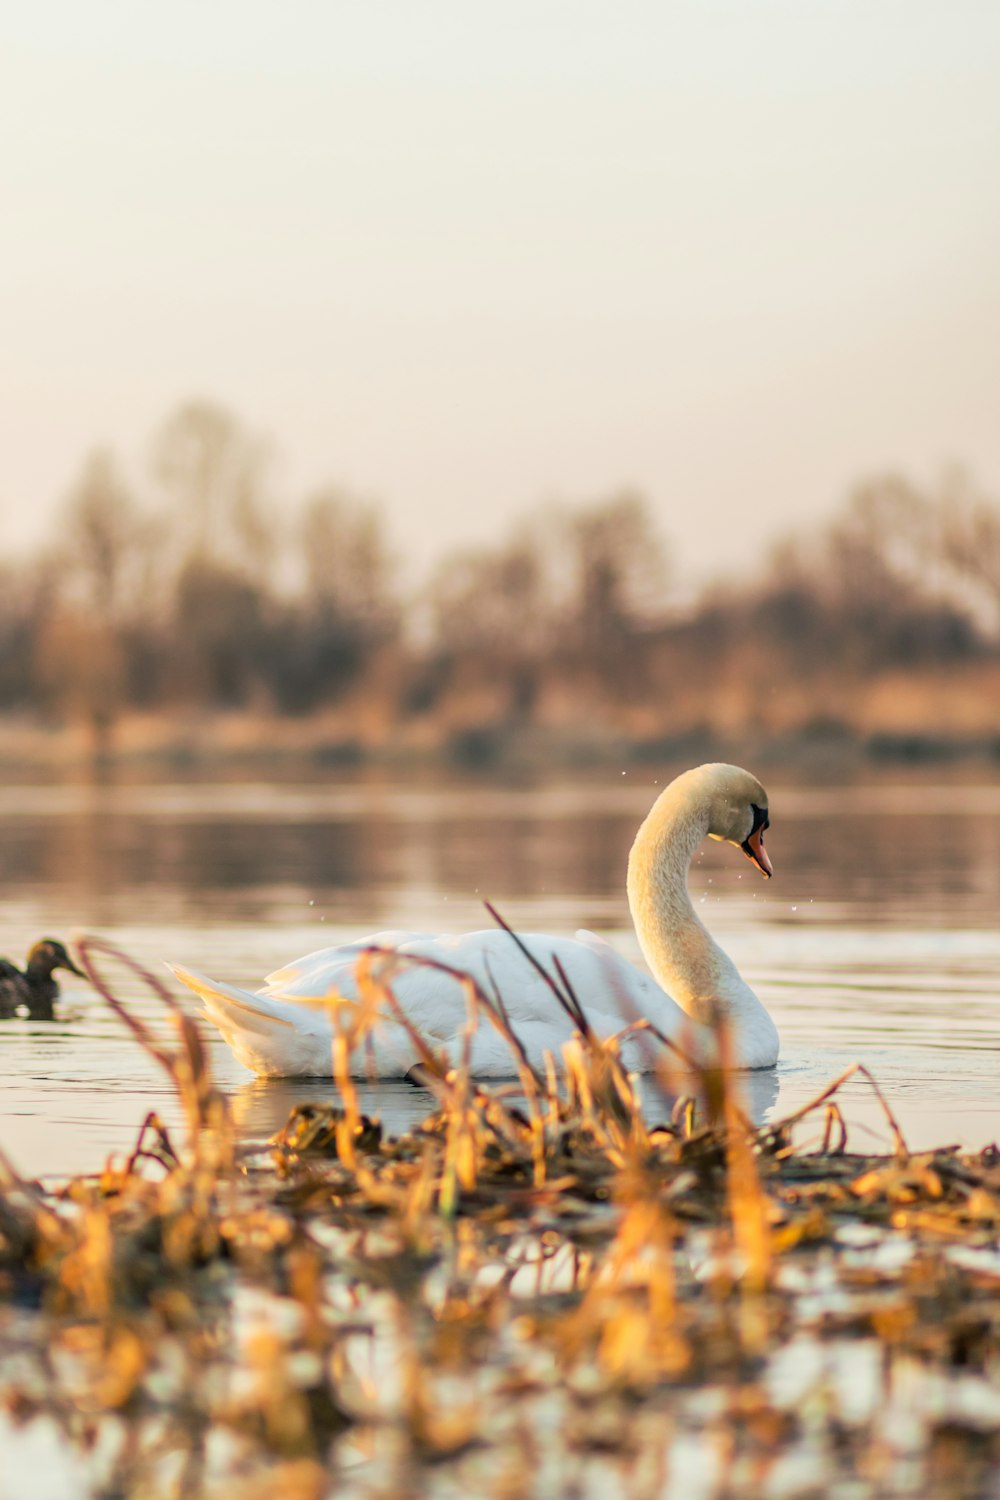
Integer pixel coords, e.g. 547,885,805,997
0,930,998,1497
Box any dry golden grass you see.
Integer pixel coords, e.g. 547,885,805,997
0,933,998,1498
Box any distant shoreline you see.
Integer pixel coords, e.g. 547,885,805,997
2,706,999,777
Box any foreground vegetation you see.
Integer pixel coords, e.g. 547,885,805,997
4,399,1000,763
1,936,998,1498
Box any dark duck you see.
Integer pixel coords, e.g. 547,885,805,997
0,938,85,1021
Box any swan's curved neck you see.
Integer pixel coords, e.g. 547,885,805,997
626,785,744,1027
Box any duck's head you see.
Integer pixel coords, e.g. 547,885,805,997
702,764,773,878
27,938,86,979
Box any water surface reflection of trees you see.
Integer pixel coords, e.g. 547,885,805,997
3,778,1000,933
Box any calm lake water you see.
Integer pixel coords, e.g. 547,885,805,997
1,760,999,1178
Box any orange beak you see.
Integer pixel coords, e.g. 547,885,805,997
741,825,773,879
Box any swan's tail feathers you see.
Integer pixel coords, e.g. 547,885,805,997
166,962,417,1079
168,963,298,1044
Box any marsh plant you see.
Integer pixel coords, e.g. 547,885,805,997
0,930,998,1499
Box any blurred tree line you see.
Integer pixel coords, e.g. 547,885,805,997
3,400,1000,753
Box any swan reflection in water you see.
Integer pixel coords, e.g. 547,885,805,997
229,1064,782,1148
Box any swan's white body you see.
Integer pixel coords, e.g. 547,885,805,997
172,763,779,1077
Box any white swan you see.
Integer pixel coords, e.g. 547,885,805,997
171,763,779,1078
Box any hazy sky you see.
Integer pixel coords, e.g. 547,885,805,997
3,2,1000,587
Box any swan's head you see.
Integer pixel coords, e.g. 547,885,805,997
701,764,773,879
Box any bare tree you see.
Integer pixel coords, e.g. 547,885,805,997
422,521,560,723
169,555,267,707
822,476,935,609
0,559,55,709
939,469,1000,635
34,449,159,750
554,490,669,704
300,488,397,634
58,449,153,618
563,489,669,642
152,399,277,578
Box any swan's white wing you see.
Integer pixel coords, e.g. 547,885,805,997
171,928,694,1078
168,962,419,1078
373,930,678,1039
261,932,438,997
256,928,679,1035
